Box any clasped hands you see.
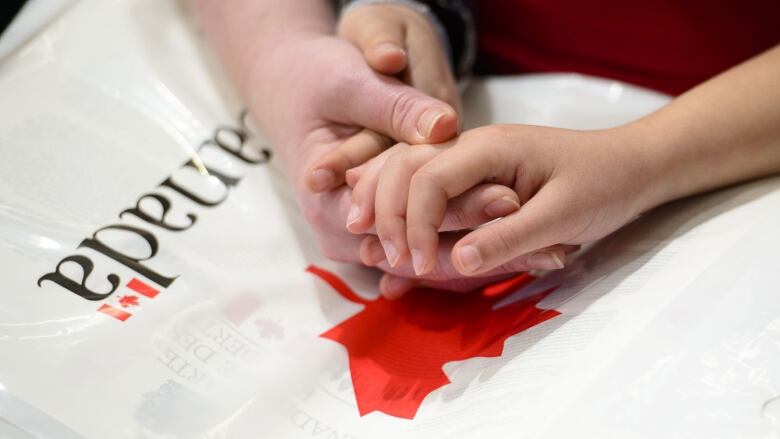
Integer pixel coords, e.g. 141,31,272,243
251,4,653,298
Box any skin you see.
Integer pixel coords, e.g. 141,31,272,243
197,1,780,297
192,0,458,264
314,3,780,296
307,2,462,190
352,44,780,278
192,0,570,296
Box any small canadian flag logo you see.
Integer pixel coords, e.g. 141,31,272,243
96,278,160,322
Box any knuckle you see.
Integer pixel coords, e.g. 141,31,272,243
483,226,517,260
374,215,401,235
475,124,511,140
385,152,403,168
385,149,411,170
410,166,440,189
333,148,358,170
335,15,353,37
389,91,417,137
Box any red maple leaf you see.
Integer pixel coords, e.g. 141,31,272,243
118,294,140,308
307,265,560,420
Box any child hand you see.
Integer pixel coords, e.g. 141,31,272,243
348,124,657,276
305,2,461,193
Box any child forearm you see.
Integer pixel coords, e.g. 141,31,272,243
632,44,780,210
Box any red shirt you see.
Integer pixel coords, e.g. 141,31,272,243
473,0,780,95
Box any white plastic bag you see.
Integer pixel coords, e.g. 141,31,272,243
1,1,779,438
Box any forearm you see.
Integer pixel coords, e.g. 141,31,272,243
633,44,780,210
193,0,335,96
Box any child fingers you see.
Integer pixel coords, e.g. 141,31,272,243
306,129,391,192
352,176,519,233
375,145,442,268
337,6,408,75
440,183,521,231
371,232,475,289
406,143,506,275
360,183,524,266
347,144,410,234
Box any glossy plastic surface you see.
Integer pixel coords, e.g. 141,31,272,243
1,1,779,438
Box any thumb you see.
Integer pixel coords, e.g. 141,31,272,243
452,183,577,275
334,72,459,144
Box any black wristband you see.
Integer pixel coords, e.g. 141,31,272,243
423,0,475,81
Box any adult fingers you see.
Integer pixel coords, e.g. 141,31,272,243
402,15,460,110
300,186,366,263
379,273,515,300
325,65,458,145
359,232,575,298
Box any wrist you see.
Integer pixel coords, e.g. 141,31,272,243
243,29,327,98
599,123,675,216
195,0,335,99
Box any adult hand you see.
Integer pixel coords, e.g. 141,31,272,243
306,2,461,192
243,33,501,262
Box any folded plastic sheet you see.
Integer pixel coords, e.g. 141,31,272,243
1,1,779,438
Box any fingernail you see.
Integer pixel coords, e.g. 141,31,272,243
376,42,405,57
309,169,335,191
457,245,482,273
382,240,400,267
346,204,361,228
484,196,520,218
417,109,445,140
528,251,565,270
411,249,425,276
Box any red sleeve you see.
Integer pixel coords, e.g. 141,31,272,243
473,0,780,95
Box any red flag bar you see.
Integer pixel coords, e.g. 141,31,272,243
97,304,132,322
127,278,159,299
